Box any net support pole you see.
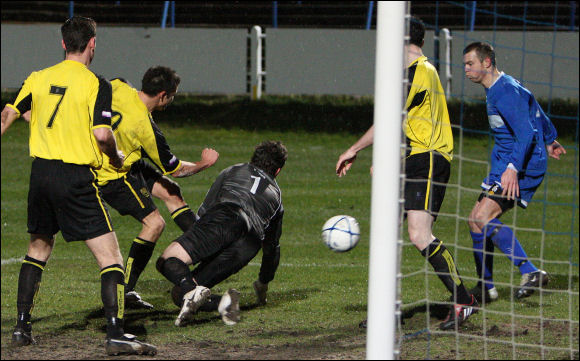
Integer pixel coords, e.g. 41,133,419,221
250,26,266,100
366,2,405,360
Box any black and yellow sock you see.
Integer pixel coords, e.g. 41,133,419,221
421,239,472,305
16,255,46,330
171,206,196,233
101,264,125,339
125,237,156,292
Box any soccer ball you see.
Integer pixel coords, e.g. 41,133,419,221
321,215,360,252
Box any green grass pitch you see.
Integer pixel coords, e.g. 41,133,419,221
1,120,578,359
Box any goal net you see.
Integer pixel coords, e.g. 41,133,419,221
379,2,579,359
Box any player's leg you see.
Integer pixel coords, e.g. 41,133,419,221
406,152,473,305
408,211,473,306
468,195,502,301
13,234,55,346
13,158,60,346
405,152,477,330
85,232,156,355
194,236,261,325
157,204,249,325
56,161,156,355
123,210,164,307
167,236,260,325
156,241,210,326
470,192,538,274
471,178,548,299
151,176,197,232
134,157,197,233
100,169,164,307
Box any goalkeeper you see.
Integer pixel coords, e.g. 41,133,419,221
462,42,566,302
156,141,287,327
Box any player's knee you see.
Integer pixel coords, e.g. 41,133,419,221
143,211,166,238
468,209,486,232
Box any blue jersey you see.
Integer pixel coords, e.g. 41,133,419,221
484,73,557,184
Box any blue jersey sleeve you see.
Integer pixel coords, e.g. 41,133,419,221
535,101,557,144
494,86,535,172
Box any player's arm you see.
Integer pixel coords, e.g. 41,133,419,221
171,148,219,178
3,77,33,135
93,128,124,169
495,92,536,200
1,106,19,136
336,125,374,177
254,209,284,305
546,140,566,160
536,103,567,160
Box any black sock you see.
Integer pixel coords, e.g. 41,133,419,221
101,264,125,339
157,257,196,295
16,256,46,330
421,239,472,305
171,206,196,233
125,237,156,292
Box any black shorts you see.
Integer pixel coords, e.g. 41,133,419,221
477,183,516,213
176,203,250,265
27,158,113,242
131,159,164,192
404,151,450,220
100,160,159,222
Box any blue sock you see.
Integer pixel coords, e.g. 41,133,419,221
470,230,494,290
484,219,538,275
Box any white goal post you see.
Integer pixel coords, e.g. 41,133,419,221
366,1,406,360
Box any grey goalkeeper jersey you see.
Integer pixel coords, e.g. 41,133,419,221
197,163,283,241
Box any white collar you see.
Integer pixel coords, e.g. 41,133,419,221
489,71,504,89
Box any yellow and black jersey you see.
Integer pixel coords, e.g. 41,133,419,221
7,60,112,168
96,78,181,185
404,55,453,161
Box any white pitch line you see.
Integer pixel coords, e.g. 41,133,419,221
1,256,23,265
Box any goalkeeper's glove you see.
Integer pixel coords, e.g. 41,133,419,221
253,279,268,305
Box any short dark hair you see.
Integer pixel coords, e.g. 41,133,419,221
463,42,496,67
141,66,181,96
250,141,288,178
61,16,96,54
410,16,425,47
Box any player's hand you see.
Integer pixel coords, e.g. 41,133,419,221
22,111,31,122
110,150,125,169
546,140,566,160
253,279,268,305
500,168,519,201
336,149,357,177
200,147,219,167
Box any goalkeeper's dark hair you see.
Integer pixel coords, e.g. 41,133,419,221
141,66,181,96
250,141,288,178
61,16,96,54
463,42,497,68
409,16,425,47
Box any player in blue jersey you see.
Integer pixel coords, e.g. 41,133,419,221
462,42,566,302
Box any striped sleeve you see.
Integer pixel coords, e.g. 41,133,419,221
141,118,181,174
8,75,35,116
92,75,113,129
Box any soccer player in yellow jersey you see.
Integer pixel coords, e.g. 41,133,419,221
96,66,219,309
335,17,477,330
1,17,156,356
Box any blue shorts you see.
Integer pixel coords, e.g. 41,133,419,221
481,172,544,209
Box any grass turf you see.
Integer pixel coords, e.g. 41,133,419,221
1,120,578,359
